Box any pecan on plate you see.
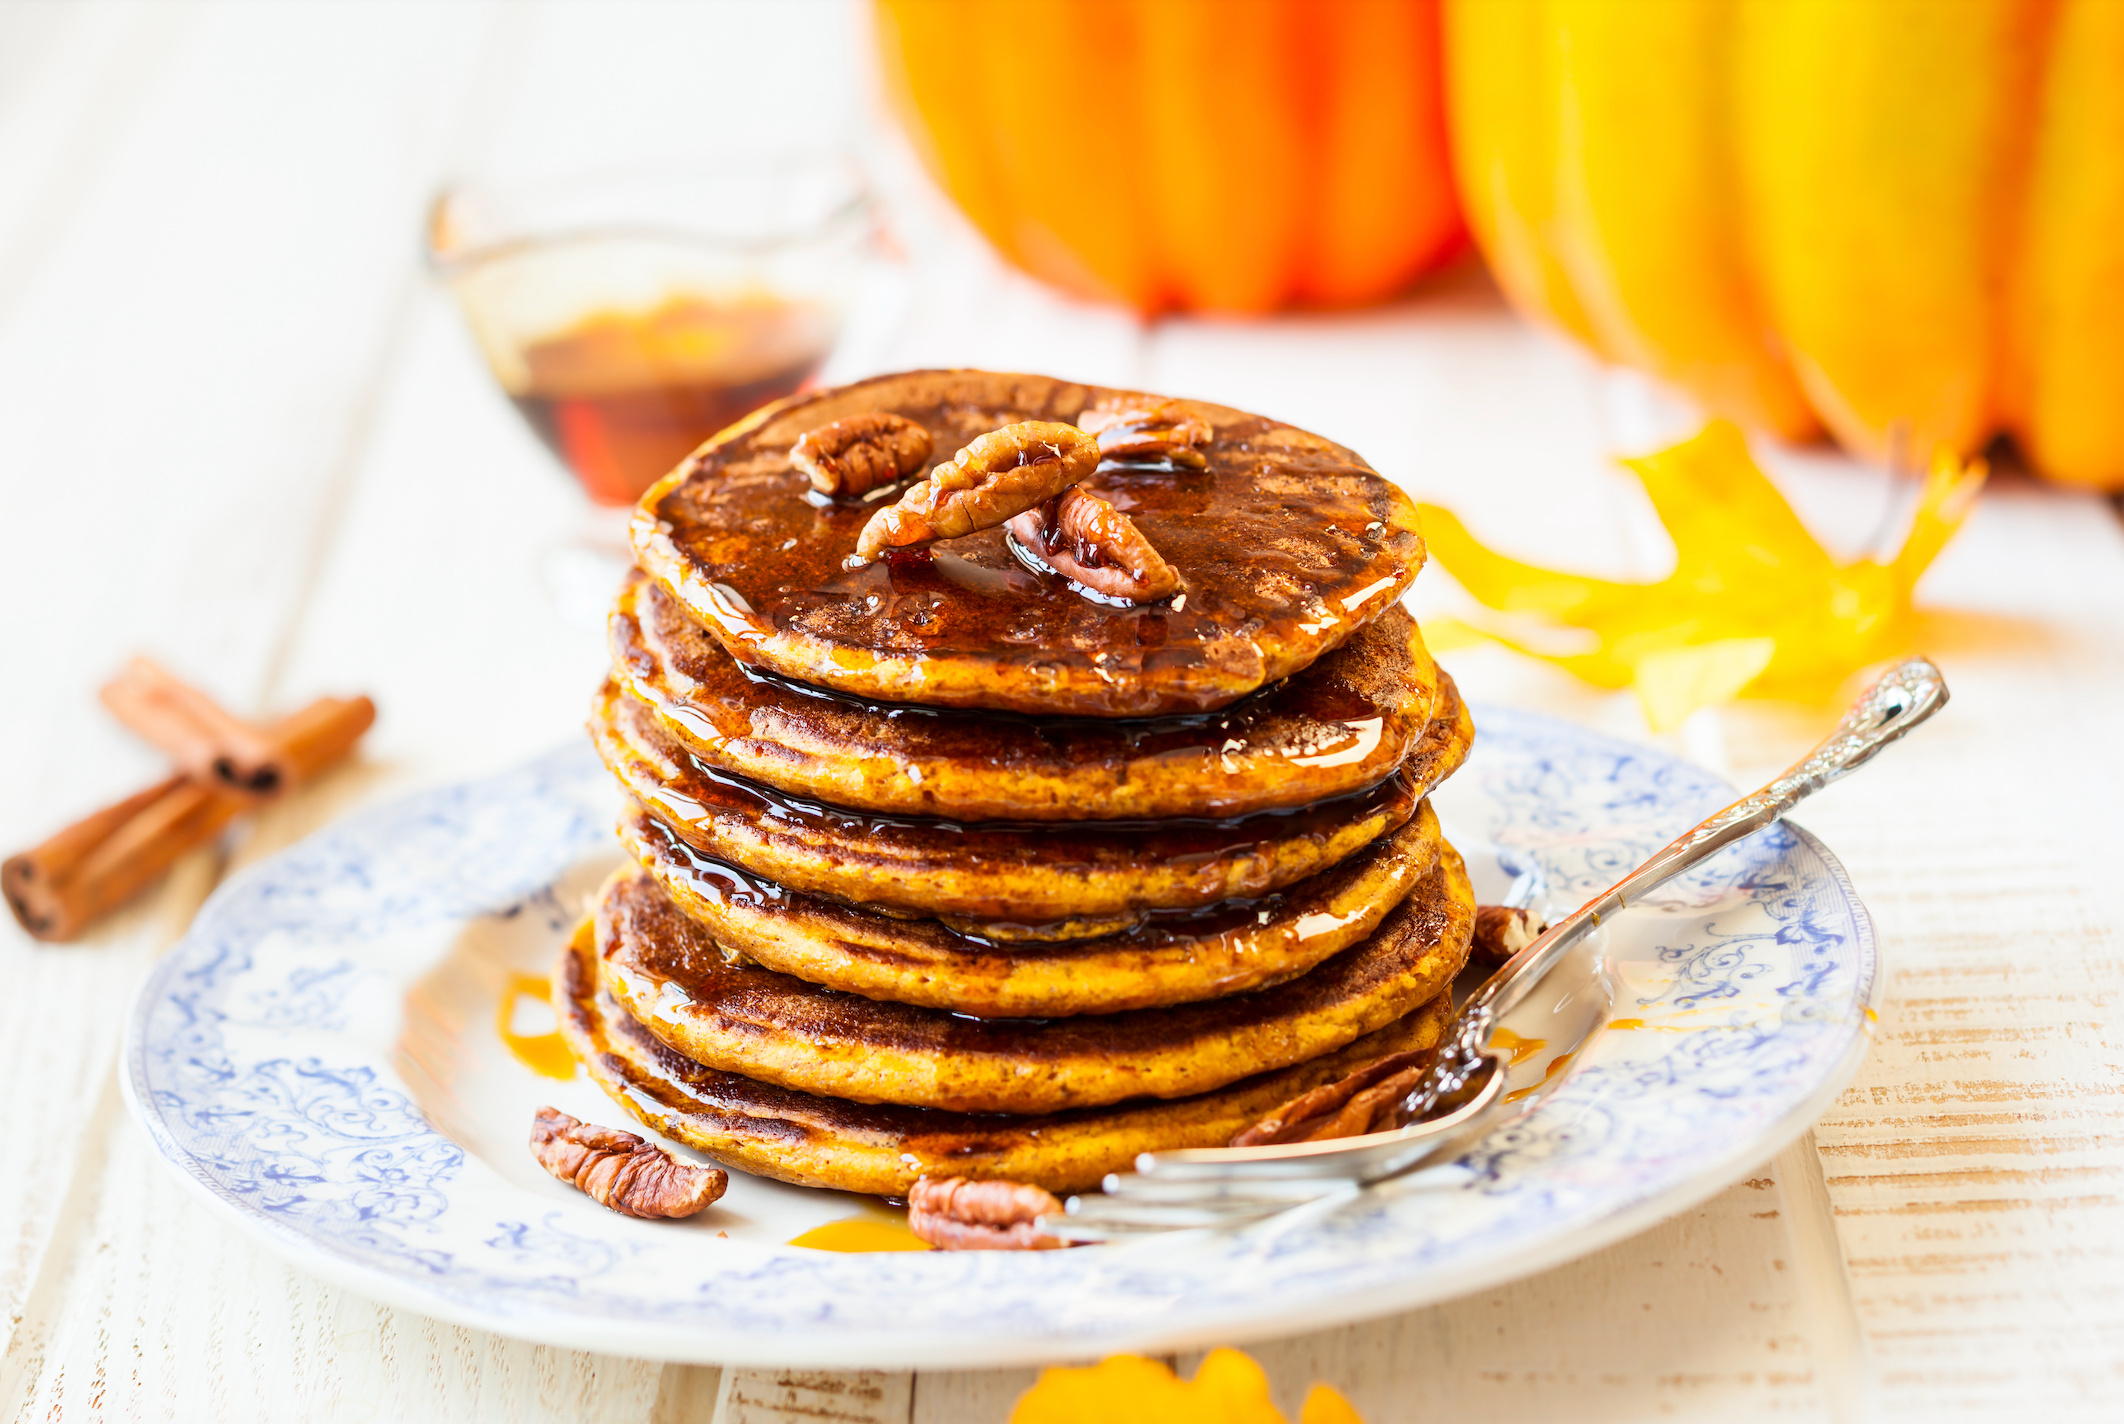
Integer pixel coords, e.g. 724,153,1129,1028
790,411,933,498
1230,1047,1440,1148
1470,904,1547,970
1077,397,1211,468
846,421,1098,568
907,1175,1075,1250
1006,484,1180,604
530,1106,727,1219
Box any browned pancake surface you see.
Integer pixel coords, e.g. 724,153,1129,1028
621,800,1448,1016
594,850,1474,1113
557,919,1456,1195
631,370,1426,716
613,570,1444,821
592,677,1454,921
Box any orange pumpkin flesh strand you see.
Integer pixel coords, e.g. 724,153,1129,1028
1544,0,1817,441
2008,0,2124,490
1731,0,2048,464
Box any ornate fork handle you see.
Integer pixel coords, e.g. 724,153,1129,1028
1398,656,1950,1126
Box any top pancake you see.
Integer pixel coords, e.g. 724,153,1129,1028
631,369,1427,717
611,568,1445,821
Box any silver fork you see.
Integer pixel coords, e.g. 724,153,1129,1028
1045,656,1950,1241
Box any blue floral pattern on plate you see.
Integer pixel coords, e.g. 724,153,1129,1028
123,707,1876,1367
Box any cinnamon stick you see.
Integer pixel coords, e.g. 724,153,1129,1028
3,693,375,942
5,778,243,942
101,656,289,796
257,695,376,782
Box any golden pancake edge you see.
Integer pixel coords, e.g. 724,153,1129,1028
558,919,1456,1196
612,568,1446,821
593,850,1475,1114
591,677,1469,922
619,798,1449,1017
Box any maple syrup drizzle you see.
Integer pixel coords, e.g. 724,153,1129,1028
617,686,1417,863
1504,1051,1574,1105
497,973,577,1080
786,1212,931,1253
632,808,1385,955
620,576,1401,762
642,374,1425,716
1490,1026,1548,1067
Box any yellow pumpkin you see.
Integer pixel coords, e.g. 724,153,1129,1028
874,0,1466,314
1444,0,2124,489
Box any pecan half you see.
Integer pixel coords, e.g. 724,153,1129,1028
1006,485,1180,603
907,1176,1075,1250
530,1106,727,1218
1230,1047,1439,1147
790,412,933,498
846,421,1098,568
1471,904,1547,971
1077,398,1211,468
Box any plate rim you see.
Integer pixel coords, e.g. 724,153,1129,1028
122,710,1880,1368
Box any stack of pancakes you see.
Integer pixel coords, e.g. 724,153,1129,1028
560,370,1477,1196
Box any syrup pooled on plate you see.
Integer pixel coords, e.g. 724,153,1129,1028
786,1212,931,1253
497,973,577,1080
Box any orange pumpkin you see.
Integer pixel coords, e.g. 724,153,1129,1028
1444,0,2124,489
874,0,1466,315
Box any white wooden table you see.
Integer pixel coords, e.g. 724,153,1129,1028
2,4,2120,1420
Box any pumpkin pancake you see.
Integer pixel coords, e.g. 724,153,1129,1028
591,678,1453,922
593,850,1474,1114
611,568,1444,821
619,799,1448,1016
630,369,1426,717
557,918,1456,1196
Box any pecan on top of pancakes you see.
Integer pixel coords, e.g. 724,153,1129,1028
1077,396,1212,468
790,411,933,498
846,420,1098,567
633,369,1427,717
1007,484,1180,604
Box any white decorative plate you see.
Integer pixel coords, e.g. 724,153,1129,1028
123,707,1878,1368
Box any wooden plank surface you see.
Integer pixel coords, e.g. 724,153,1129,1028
1763,476,2124,1415
1,3,2120,1421
0,4,506,1416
